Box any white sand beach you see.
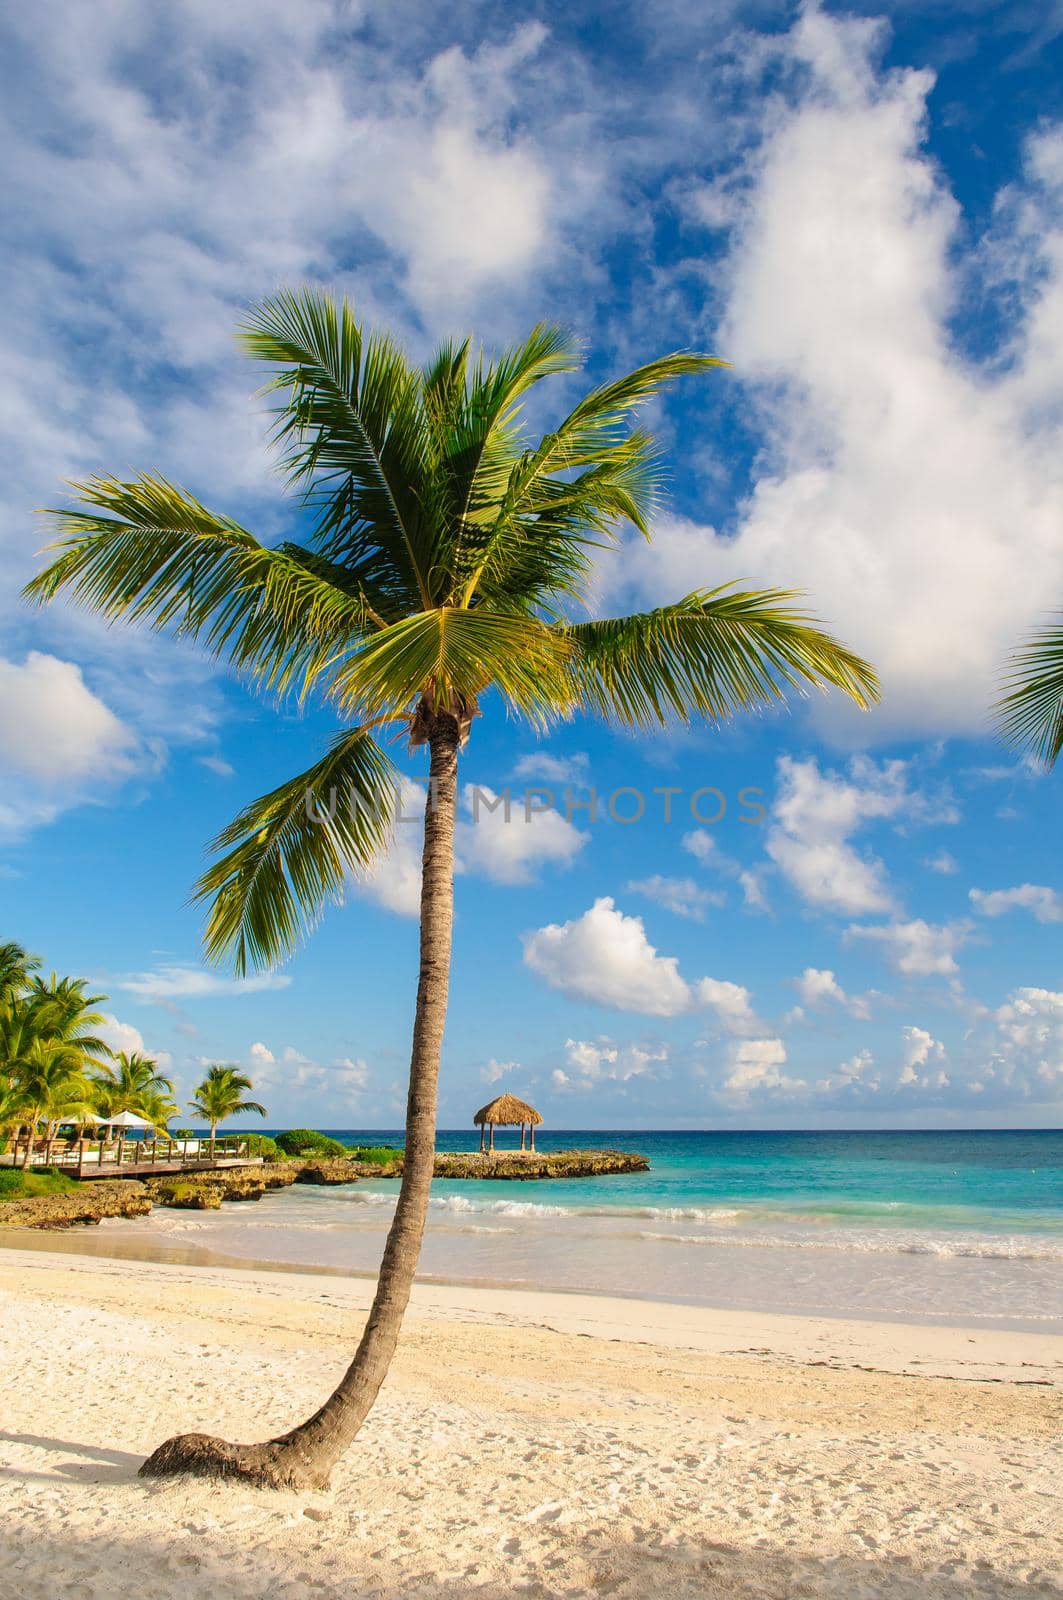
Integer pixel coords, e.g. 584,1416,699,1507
0,1246,1060,1599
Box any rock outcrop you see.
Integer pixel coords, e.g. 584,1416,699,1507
142,1179,223,1210
432,1150,649,1180
0,1181,153,1229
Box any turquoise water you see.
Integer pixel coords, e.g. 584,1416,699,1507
103,1128,1063,1330
402,1128,1063,1241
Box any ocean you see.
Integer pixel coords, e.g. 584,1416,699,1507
97,1128,1063,1332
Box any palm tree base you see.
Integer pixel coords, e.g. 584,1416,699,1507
139,1431,329,1490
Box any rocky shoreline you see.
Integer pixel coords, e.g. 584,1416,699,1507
0,1148,647,1228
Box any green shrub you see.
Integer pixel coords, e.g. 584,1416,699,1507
348,1145,401,1164
0,1167,80,1200
242,1133,282,1160
274,1128,349,1159
171,1128,194,1139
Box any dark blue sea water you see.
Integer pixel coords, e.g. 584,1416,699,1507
106,1128,1063,1330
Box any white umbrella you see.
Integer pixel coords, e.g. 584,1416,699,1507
100,1110,155,1129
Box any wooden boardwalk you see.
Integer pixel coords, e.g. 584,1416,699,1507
6,1137,259,1181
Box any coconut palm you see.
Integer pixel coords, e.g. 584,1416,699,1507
92,1051,176,1121
189,1064,266,1153
0,943,39,1006
6,976,112,1163
13,1043,94,1162
26,288,877,1487
995,613,1063,769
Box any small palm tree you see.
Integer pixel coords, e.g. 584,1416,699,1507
995,613,1063,768
189,1064,266,1153
26,289,877,1487
92,1051,176,1121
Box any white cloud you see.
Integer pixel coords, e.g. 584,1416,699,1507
793,966,871,1021
352,778,426,918
603,9,1063,743
899,1025,950,1088
523,896,759,1022
95,1014,171,1072
722,1038,804,1098
551,1036,667,1091
0,652,149,837
847,918,972,977
458,783,587,885
970,884,1063,924
523,897,692,1016
480,1057,517,1086
764,755,953,916
512,751,590,785
695,977,760,1036
681,828,721,867
988,988,1063,1093
116,965,291,1000
626,873,724,921
354,778,587,915
924,851,959,876
198,754,235,778
248,1043,370,1111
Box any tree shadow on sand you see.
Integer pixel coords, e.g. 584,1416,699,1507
0,1431,142,1485
0,1519,1056,1600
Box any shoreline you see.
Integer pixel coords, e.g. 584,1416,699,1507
0,1246,1060,1599
1,1237,1060,1384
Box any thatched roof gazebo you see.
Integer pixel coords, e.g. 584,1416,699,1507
473,1093,542,1154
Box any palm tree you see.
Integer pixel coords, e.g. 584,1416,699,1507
14,1043,94,1163
92,1051,176,1120
8,976,111,1163
26,288,877,1487
189,1064,266,1153
0,943,39,1007
995,613,1063,769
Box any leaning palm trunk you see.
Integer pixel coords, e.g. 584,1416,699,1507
141,717,459,1489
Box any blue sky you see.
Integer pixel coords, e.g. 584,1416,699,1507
1,0,1061,1129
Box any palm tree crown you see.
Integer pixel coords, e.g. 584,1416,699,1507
190,1064,267,1130
27,290,877,976
91,1051,177,1127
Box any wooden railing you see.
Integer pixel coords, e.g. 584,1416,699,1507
7,1136,248,1175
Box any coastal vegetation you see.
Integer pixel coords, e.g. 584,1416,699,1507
275,1128,350,1158
27,288,878,1488
0,943,272,1166
189,1065,267,1153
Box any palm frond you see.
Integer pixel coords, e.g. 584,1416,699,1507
995,614,1063,768
331,607,574,726
564,586,878,726
196,728,399,974
461,352,724,609
239,289,433,609
26,475,371,698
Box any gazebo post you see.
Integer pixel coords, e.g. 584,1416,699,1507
530,1122,536,1152
520,1123,526,1151
489,1123,495,1153
479,1124,485,1154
